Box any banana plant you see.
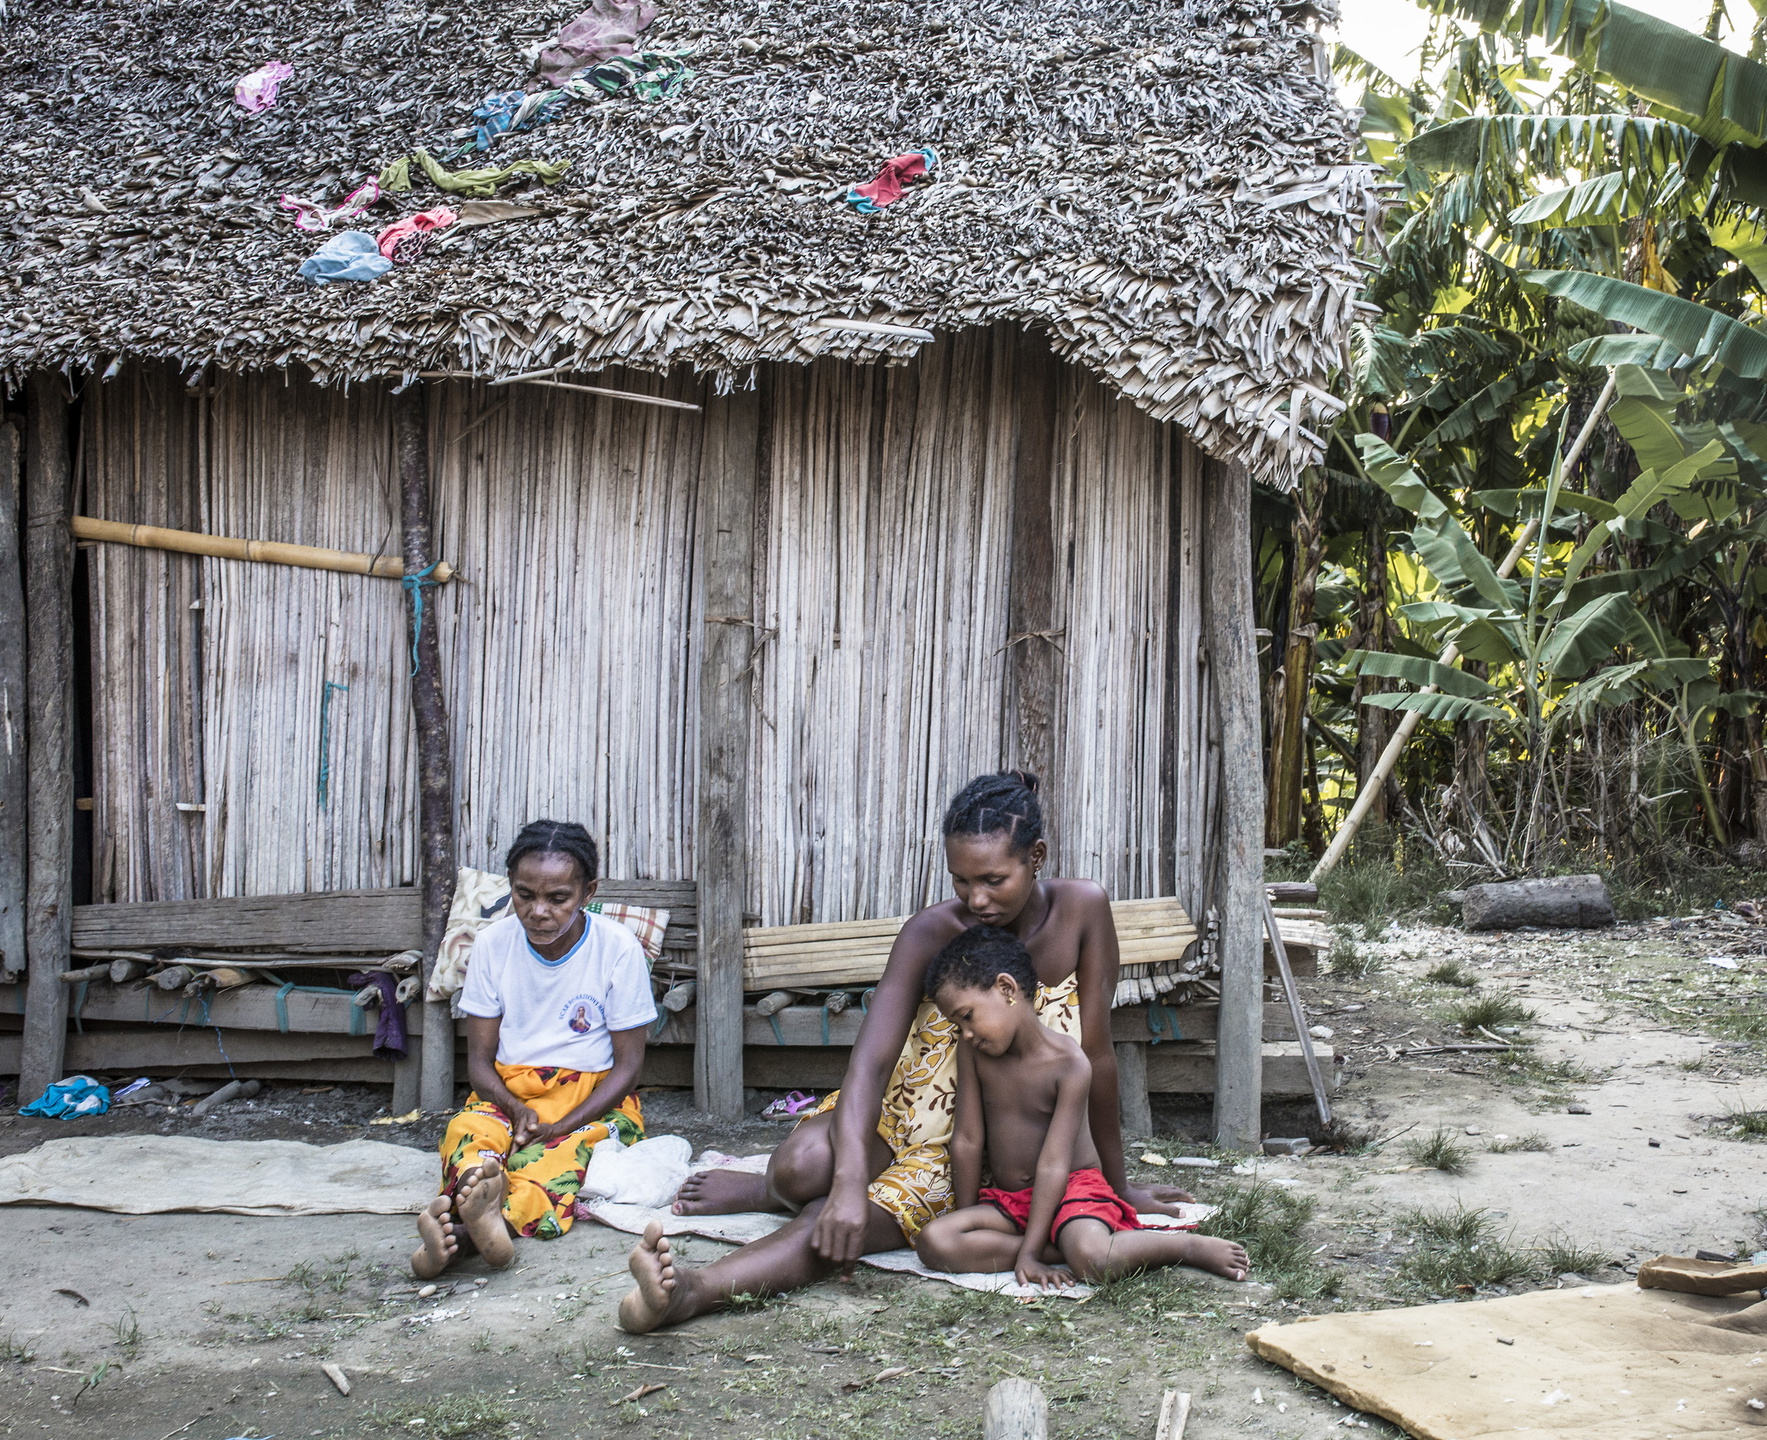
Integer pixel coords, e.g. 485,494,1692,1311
1340,409,1732,856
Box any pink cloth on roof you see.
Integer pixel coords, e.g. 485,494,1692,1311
375,207,458,261
850,151,935,210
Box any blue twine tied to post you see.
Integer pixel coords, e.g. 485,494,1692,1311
317,680,350,808
401,561,440,677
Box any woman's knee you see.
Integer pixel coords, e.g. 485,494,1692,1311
767,1119,835,1207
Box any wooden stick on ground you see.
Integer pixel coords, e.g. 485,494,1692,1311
1263,889,1330,1128
1156,1390,1192,1440
1311,374,1618,882
71,517,456,583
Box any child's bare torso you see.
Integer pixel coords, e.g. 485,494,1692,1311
973,1030,1102,1191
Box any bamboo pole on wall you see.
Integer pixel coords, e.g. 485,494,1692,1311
72,516,455,582
695,386,759,1118
19,378,75,1104
395,384,459,1114
1204,454,1263,1151
0,422,24,978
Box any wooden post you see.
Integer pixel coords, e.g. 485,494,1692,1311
984,1378,1047,1440
0,423,25,980
1204,455,1262,1151
1115,1040,1152,1138
695,389,759,1119
1007,338,1060,784
19,378,75,1104
394,384,458,1115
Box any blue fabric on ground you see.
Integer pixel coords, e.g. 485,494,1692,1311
20,1075,111,1119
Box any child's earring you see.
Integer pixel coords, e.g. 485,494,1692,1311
1006,995,1017,1006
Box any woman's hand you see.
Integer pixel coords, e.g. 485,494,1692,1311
1014,1252,1076,1292
1121,1180,1196,1214
508,1103,545,1148
810,1182,873,1272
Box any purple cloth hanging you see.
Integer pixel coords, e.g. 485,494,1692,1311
349,970,408,1060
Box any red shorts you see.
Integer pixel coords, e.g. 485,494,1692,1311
979,1166,1144,1239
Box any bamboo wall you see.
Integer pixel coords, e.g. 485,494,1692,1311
83,338,1217,923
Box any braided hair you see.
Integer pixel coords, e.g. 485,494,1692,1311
941,770,1044,856
504,819,601,886
924,925,1038,1001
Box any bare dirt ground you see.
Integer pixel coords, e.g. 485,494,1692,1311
2,908,1764,1440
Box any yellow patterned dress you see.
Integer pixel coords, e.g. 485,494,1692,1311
808,974,1082,1241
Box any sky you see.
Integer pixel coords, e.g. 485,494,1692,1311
1333,0,1739,90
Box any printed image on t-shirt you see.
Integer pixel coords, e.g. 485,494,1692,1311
562,994,606,1035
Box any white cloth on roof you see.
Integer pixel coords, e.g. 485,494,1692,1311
457,911,657,1069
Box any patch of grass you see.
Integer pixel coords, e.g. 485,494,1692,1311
725,1290,780,1314
0,1333,35,1364
1328,929,1384,977
1396,1205,1533,1294
1500,1052,1600,1092
1197,1181,1340,1301
1403,1128,1472,1175
1487,1131,1551,1153
1319,1118,1384,1155
1537,1235,1609,1276
1721,1106,1767,1140
1445,993,1536,1035
365,1393,522,1436
109,1307,141,1360
1425,959,1478,989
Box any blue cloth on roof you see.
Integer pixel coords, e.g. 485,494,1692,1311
298,230,393,283
20,1075,111,1119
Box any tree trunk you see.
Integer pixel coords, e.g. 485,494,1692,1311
1007,340,1059,791
1265,468,1324,848
0,423,25,978
394,385,458,1115
19,377,75,1104
1354,516,1390,832
1205,455,1263,1151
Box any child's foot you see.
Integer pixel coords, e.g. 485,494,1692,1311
1183,1234,1250,1282
410,1194,458,1278
671,1168,780,1216
618,1221,691,1332
457,1157,515,1268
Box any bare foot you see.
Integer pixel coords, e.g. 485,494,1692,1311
618,1221,692,1333
457,1156,515,1268
410,1194,459,1278
671,1167,781,1216
1181,1234,1251,1282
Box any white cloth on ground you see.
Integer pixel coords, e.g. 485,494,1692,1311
0,1135,434,1215
457,911,657,1069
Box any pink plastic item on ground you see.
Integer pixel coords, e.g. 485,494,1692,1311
534,0,657,84
375,207,459,263
235,61,294,112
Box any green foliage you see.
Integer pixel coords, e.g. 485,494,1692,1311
1446,992,1537,1033
1404,1127,1474,1173
1302,0,1767,875
1396,1203,1534,1292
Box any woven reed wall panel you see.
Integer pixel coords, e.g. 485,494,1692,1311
86,350,1212,917
750,330,1206,926
84,366,208,903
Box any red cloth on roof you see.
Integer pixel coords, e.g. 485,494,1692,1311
850,150,935,210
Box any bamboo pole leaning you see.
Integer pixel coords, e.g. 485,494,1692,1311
72,516,456,583
1310,373,1620,883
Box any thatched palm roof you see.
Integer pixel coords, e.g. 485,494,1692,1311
0,0,1374,484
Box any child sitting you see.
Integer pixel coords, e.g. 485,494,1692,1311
913,926,1249,1289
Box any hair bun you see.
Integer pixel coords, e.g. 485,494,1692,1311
1010,769,1040,795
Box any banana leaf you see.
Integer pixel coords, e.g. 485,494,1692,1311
1363,691,1511,723
1567,335,1694,369
1538,591,1645,676
1509,170,1638,226
1527,270,1767,378
1343,649,1501,697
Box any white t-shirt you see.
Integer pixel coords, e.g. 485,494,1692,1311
458,912,657,1071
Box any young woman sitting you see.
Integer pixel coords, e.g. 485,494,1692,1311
412,820,657,1277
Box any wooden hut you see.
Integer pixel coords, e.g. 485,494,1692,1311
0,0,1371,1142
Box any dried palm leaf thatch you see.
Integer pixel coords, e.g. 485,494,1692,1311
0,0,1373,488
